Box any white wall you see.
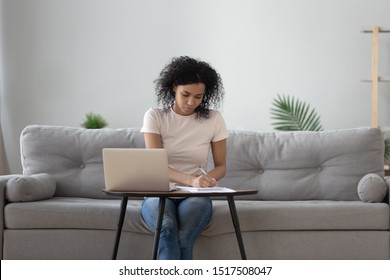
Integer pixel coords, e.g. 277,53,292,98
1,0,390,173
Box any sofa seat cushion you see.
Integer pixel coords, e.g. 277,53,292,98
4,198,389,236
4,197,150,234
204,200,389,236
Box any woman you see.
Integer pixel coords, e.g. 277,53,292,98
140,56,228,260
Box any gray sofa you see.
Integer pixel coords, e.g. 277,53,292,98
0,125,389,259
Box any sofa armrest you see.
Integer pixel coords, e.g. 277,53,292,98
0,174,56,259
0,175,17,259
4,173,56,202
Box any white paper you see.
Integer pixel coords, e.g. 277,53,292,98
175,186,236,193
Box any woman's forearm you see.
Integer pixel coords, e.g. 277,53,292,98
168,167,196,186
169,164,226,187
207,165,226,181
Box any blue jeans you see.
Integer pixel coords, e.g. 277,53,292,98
141,197,212,260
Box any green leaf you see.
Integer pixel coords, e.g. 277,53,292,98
270,94,323,131
385,138,390,162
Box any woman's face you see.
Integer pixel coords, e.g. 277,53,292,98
172,83,206,116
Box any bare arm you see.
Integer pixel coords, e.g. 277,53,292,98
207,139,227,181
143,133,225,187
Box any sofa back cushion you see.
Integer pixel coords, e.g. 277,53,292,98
216,127,384,201
21,125,384,201
21,125,145,199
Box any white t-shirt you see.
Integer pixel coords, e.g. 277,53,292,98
141,107,228,175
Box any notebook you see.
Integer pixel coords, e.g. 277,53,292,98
102,148,173,192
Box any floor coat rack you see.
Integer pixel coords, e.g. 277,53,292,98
361,26,390,128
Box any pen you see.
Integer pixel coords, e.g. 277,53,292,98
199,166,218,187
199,166,210,177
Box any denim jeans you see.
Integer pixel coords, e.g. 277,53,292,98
141,197,212,260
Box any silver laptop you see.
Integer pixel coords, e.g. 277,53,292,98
102,148,171,192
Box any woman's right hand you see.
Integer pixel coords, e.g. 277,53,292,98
191,175,217,188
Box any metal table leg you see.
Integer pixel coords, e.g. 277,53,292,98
112,196,128,260
227,196,247,260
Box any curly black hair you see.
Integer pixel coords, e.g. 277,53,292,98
154,56,224,119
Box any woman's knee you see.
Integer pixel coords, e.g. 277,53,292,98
182,197,212,214
141,198,159,228
141,198,179,230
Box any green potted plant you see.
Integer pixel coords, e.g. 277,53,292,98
81,112,108,129
270,94,322,131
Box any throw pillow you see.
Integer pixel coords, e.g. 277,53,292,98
6,173,56,202
357,173,387,203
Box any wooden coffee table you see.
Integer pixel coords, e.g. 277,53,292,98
104,189,258,260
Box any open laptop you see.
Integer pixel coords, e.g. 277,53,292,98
102,148,173,192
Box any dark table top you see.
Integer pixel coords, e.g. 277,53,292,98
103,189,258,198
